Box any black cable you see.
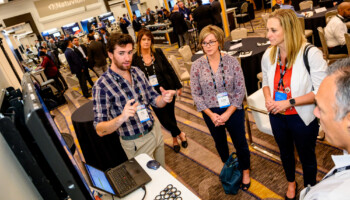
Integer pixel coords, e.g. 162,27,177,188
111,193,114,200
141,185,147,200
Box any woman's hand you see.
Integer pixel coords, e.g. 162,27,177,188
265,97,275,112
209,113,222,127
269,100,291,115
217,111,231,126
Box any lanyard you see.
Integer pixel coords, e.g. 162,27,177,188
141,54,157,78
277,50,288,92
206,54,226,93
323,165,350,180
112,72,144,103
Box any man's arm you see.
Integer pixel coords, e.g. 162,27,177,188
96,99,139,136
154,87,176,108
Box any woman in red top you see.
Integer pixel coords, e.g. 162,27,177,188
39,50,64,93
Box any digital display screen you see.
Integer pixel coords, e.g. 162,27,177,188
135,10,141,17
85,163,115,195
72,27,80,32
53,32,61,37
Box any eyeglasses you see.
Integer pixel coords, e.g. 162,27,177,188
201,40,217,47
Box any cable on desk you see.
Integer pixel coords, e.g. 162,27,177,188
141,185,147,200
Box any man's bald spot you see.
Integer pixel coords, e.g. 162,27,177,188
173,4,179,11
338,2,350,12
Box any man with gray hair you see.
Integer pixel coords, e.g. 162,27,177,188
300,58,350,200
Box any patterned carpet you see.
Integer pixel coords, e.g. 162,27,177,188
51,10,342,200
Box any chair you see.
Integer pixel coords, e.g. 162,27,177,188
257,72,263,89
298,17,314,44
345,33,350,56
299,1,313,10
317,27,348,64
178,45,193,73
325,10,337,24
261,13,269,28
230,28,248,40
263,0,272,12
234,2,254,33
244,89,281,161
168,55,190,85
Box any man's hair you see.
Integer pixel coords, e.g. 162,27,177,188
327,58,350,120
107,32,134,53
87,33,95,41
284,0,291,4
63,39,71,49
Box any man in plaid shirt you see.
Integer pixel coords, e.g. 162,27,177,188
93,33,175,166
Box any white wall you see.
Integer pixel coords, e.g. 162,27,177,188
110,3,129,21
0,0,107,36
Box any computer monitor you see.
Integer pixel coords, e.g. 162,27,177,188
21,73,94,199
202,0,210,4
53,32,61,37
72,26,80,32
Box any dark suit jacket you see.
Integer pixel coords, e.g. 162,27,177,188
146,14,155,24
133,20,142,32
65,48,83,74
74,45,89,70
211,0,222,25
131,48,182,93
87,40,107,67
170,12,188,35
193,5,214,33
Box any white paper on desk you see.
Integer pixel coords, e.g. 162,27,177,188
229,43,243,50
239,51,252,58
315,7,327,13
195,50,203,54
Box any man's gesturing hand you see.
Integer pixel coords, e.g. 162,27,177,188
160,87,176,103
121,99,139,121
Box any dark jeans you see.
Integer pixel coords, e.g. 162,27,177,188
269,114,319,187
328,45,348,54
202,108,250,170
152,98,181,137
76,71,89,97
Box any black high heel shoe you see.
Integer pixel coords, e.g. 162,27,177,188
285,182,298,200
179,133,188,148
241,181,251,191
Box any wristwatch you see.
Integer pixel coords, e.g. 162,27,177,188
289,98,296,106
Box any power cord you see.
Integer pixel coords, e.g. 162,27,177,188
141,185,147,200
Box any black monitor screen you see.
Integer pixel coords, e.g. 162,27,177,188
22,73,94,199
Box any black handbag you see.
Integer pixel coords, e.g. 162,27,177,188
219,152,242,195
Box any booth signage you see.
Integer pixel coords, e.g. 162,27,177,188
34,0,98,18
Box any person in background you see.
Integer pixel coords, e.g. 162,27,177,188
132,29,187,153
163,9,171,20
72,37,95,87
38,49,64,94
99,28,110,45
210,0,223,30
262,9,327,200
193,0,214,33
324,2,350,54
272,0,282,11
190,25,251,191
300,58,350,200
123,14,131,25
93,32,176,166
64,39,91,98
178,1,192,21
170,4,190,47
119,18,129,34
39,46,69,91
145,9,156,24
132,15,142,35
87,33,108,76
274,0,305,17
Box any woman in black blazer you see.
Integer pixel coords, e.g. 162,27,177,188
132,28,188,153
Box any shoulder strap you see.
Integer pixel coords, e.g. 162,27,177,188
303,43,313,75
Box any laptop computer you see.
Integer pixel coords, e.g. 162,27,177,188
83,158,151,198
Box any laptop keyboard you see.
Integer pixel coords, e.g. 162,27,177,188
110,166,137,193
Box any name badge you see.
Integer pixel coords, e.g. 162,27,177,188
217,92,230,108
275,91,287,101
184,14,188,18
136,105,150,123
149,75,159,87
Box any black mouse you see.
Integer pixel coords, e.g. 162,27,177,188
146,160,161,170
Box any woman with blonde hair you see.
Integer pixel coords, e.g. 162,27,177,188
131,29,187,153
190,25,251,191
262,9,327,200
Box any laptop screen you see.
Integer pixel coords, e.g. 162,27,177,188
84,163,116,195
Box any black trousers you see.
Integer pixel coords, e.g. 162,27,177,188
84,67,94,87
76,71,89,97
269,114,319,187
202,108,250,170
328,45,348,54
152,98,181,138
